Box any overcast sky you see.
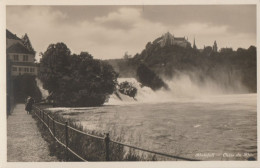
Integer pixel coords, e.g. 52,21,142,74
6,5,256,60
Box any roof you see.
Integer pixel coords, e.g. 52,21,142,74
6,29,21,40
174,37,186,41
7,43,34,54
153,37,163,43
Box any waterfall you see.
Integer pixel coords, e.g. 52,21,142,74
106,78,161,105
106,73,248,105
35,78,49,99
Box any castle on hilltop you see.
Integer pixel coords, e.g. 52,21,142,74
155,32,191,48
154,32,219,53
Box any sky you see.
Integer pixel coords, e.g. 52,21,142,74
6,5,256,60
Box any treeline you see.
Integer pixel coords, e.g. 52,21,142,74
108,42,257,92
39,43,118,107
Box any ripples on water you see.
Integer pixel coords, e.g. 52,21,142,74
47,94,257,160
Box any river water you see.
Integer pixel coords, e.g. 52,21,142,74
46,93,257,161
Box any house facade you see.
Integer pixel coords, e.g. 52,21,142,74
6,30,37,76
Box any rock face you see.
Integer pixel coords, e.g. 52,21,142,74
118,81,137,98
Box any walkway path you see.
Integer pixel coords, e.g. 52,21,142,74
7,104,57,162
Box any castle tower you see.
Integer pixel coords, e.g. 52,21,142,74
193,38,197,50
213,40,218,52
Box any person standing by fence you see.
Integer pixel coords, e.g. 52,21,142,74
25,96,35,114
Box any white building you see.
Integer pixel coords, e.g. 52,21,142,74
6,30,37,76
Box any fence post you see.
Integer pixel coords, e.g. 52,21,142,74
105,133,110,161
65,121,68,161
53,118,55,136
47,115,49,128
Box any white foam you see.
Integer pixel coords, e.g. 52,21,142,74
106,72,249,105
36,78,49,99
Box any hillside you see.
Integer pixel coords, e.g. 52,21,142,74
106,33,257,93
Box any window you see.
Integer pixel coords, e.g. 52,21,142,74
19,67,22,72
12,67,17,71
13,55,19,61
23,55,28,61
30,68,34,72
24,68,29,72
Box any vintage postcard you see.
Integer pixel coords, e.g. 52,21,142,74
0,0,259,168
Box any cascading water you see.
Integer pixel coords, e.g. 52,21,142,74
36,78,49,99
106,72,248,105
107,78,158,105
45,74,256,161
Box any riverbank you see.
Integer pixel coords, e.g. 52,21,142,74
32,110,80,161
33,104,159,161
7,104,58,162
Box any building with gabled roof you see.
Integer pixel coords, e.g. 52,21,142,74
7,43,35,55
155,32,191,48
6,29,21,40
6,29,37,76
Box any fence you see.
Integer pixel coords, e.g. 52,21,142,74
33,105,200,161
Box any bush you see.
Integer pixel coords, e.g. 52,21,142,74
118,81,137,98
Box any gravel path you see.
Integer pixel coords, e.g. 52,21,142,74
7,104,58,162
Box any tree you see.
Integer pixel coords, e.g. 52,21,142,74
118,81,137,98
247,45,256,57
39,42,71,93
39,42,118,107
202,46,213,56
136,63,168,91
123,52,132,59
13,74,42,102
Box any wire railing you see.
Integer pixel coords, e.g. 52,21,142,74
32,105,200,161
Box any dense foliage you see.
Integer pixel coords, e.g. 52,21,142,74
39,43,118,107
136,63,168,91
108,41,257,92
118,81,137,98
105,59,137,78
12,74,42,102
